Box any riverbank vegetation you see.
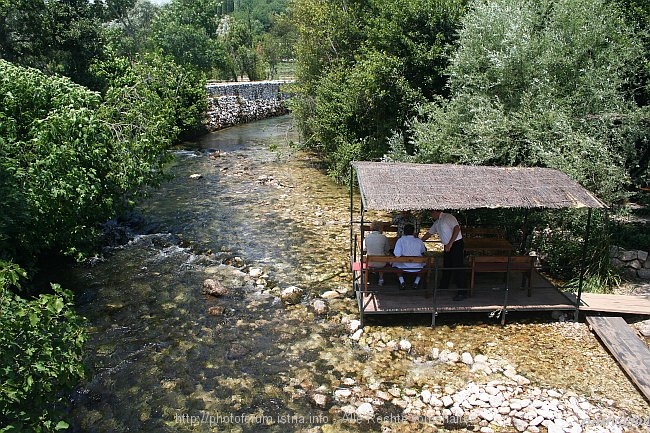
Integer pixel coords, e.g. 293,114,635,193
1,0,293,430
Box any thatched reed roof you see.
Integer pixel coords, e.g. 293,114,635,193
352,162,606,211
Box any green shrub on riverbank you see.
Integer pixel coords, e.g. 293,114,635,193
0,59,174,265
0,261,86,432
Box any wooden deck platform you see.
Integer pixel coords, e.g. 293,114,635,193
586,316,650,402
355,270,576,325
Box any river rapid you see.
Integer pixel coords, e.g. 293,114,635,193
66,116,649,432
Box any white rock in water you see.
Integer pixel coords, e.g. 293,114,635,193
280,286,303,305
312,299,328,315
249,267,263,278
321,290,340,299
202,278,229,296
189,173,203,179
355,402,375,420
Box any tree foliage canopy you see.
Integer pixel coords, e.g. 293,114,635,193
290,0,467,180
389,0,649,204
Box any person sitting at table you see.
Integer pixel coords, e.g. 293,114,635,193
421,210,468,301
392,210,420,238
363,221,391,286
393,224,426,290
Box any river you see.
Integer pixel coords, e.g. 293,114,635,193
66,116,649,432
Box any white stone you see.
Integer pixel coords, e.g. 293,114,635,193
312,299,328,314
347,320,361,333
249,267,263,278
474,354,488,363
546,389,562,398
355,402,375,420
399,339,412,351
512,417,528,432
350,329,363,341
431,347,440,359
438,350,451,363
478,409,494,422
530,415,545,426
376,390,392,401
321,290,340,299
429,396,444,407
334,389,352,399
441,395,454,407
489,394,504,408
461,352,474,365
421,389,432,404
514,375,531,386
447,352,460,363
280,286,303,304
480,427,494,433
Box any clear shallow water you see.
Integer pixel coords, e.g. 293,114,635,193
65,116,649,432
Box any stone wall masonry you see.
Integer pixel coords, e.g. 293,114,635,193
205,80,293,131
610,246,650,279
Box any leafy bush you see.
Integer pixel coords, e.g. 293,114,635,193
0,261,86,432
0,59,175,264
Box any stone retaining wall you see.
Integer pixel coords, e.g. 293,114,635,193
610,246,650,279
205,81,292,131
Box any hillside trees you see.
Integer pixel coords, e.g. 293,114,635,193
391,0,649,204
289,0,467,180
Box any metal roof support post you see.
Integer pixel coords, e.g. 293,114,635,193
349,166,354,260
574,208,593,321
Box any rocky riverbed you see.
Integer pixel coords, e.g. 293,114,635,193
69,117,650,433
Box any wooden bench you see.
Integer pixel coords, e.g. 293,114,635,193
355,255,433,291
470,256,535,296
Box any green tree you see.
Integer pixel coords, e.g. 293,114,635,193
0,59,174,264
289,0,467,181
149,0,231,76
394,0,648,204
0,0,104,85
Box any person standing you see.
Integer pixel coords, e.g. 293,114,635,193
392,210,420,238
421,210,468,300
363,221,391,285
393,224,426,290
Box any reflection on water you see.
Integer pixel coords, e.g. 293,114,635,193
67,116,648,432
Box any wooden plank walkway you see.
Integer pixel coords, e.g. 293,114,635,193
586,316,650,402
573,293,650,315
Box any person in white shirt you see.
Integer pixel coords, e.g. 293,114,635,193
421,210,468,301
393,224,426,290
363,221,391,285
